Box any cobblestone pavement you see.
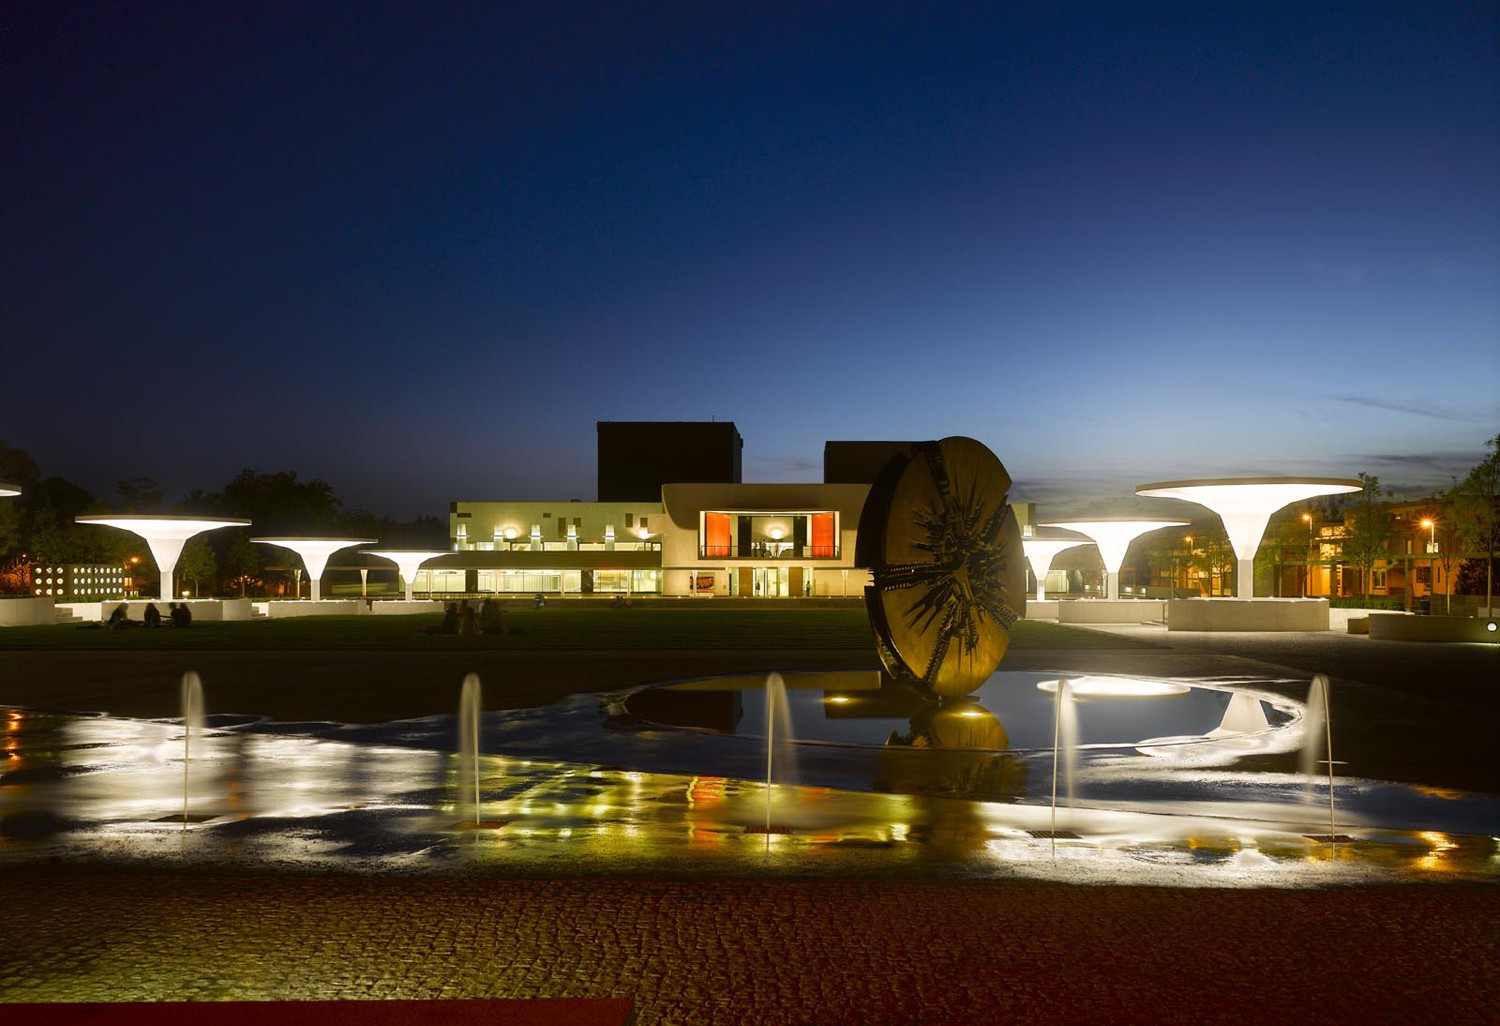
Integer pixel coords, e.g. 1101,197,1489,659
3,867,1497,1025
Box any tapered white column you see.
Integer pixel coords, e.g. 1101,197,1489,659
251,537,377,602
1040,520,1187,600
1020,535,1089,601
1136,478,1362,599
365,550,452,602
77,515,251,602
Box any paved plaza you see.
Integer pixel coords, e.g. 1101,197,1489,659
2,624,1498,1023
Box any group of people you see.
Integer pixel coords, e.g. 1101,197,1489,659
107,601,192,629
431,597,505,636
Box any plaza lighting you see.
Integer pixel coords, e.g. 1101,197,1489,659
363,549,452,602
76,515,250,602
1039,520,1188,600
1019,532,1089,601
1420,518,1436,554
250,537,377,602
1035,675,1190,697
0,482,20,497
1136,478,1362,599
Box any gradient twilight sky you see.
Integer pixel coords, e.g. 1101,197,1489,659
4,2,1496,520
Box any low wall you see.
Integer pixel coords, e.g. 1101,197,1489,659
1023,600,1060,620
62,599,253,622
260,599,368,618
1167,598,1329,632
0,597,55,626
369,600,445,615
1057,599,1166,624
1368,613,1500,643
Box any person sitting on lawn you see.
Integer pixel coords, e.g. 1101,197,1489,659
479,597,505,635
170,602,192,628
143,603,161,628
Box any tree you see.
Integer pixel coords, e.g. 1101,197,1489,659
0,499,19,558
116,477,165,512
1426,485,1468,614
1256,509,1311,598
177,536,218,598
221,469,341,534
223,535,263,596
0,440,41,488
1340,472,1393,598
1453,433,1500,613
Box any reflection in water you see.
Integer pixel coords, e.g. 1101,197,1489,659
3,676,1499,887
880,692,1028,801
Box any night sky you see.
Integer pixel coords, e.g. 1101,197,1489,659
5,2,1496,520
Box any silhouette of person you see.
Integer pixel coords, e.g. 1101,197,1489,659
458,599,478,637
170,602,192,627
479,597,505,635
437,601,459,635
143,603,161,628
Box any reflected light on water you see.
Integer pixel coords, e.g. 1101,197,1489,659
1037,676,1191,698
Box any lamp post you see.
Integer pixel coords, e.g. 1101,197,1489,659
1420,518,1437,613
1302,513,1313,597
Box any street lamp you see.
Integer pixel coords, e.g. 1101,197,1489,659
1302,513,1313,597
1420,518,1436,553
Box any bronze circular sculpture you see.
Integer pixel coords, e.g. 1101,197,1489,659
856,436,1026,697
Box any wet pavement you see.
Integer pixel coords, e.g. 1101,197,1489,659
3,629,1499,1023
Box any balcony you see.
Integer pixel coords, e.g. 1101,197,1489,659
698,542,839,560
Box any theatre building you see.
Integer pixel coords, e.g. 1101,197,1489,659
442,422,877,599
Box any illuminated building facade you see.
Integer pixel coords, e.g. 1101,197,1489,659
443,423,886,598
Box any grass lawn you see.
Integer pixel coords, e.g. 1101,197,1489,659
0,607,1156,651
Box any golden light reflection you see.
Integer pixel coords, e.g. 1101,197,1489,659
688,775,726,807
1410,785,1464,801
1414,831,1458,873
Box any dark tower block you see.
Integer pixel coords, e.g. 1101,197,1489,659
597,422,743,501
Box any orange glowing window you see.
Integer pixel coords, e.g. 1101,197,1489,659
810,512,835,557
704,512,732,557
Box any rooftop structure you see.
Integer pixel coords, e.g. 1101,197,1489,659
597,421,743,502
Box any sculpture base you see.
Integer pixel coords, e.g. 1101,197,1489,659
1023,600,1060,619
1167,597,1328,632
1057,599,1166,624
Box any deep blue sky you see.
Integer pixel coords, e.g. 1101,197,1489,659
4,2,1496,520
